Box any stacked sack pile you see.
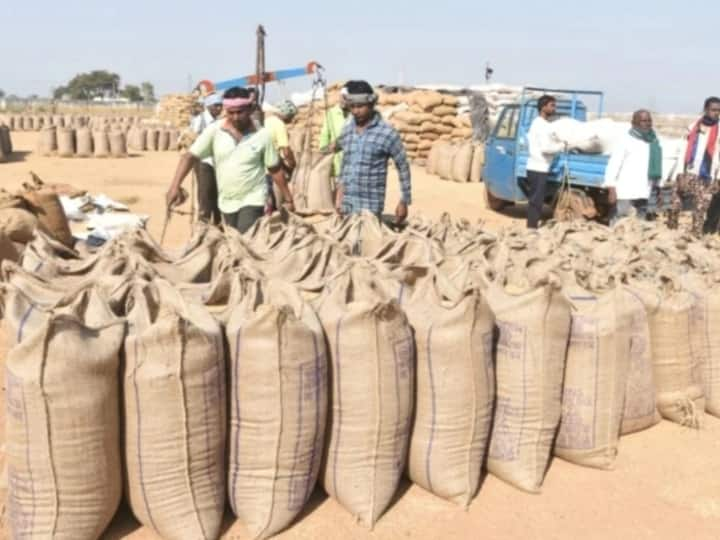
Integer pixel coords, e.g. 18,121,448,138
0,113,145,132
1,210,718,540
155,93,197,128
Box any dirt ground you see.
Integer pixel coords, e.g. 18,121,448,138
1,132,719,539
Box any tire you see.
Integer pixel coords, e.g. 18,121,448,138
484,186,510,211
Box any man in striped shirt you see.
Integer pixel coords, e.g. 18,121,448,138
334,80,412,223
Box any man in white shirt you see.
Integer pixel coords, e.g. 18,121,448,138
190,93,223,224
604,110,663,224
526,95,565,228
668,96,720,236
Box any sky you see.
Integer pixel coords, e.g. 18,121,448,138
1,0,717,113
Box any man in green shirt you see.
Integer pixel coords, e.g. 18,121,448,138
166,86,293,233
319,86,351,177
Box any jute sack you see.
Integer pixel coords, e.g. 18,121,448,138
452,143,474,182
123,279,226,540
0,208,37,243
554,287,632,469
406,270,495,507
226,279,328,539
93,130,110,158
75,127,93,157
21,181,73,247
0,125,13,156
680,272,720,417
627,277,705,427
3,285,125,539
620,288,662,435
146,128,159,151
127,127,147,151
109,131,127,157
56,127,75,157
436,143,457,181
292,152,335,212
316,267,414,528
470,145,484,183
36,126,57,156
0,231,20,262
485,277,571,493
158,129,170,151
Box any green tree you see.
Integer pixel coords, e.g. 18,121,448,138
141,81,155,102
57,70,121,100
0,89,5,98
121,84,143,102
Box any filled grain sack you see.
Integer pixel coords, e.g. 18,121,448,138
316,266,414,528
56,127,76,157
109,131,127,157
452,143,474,182
627,276,705,427
620,288,662,434
36,126,57,156
122,279,226,540
0,124,13,155
554,286,632,469
21,179,73,247
485,275,571,493
93,130,110,157
168,129,180,151
226,279,328,539
680,272,720,418
76,127,93,157
470,144,485,183
3,284,125,540
146,128,159,151
0,208,37,243
406,270,495,507
292,152,335,213
128,126,147,151
436,143,457,181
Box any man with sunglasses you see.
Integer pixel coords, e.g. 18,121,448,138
668,96,720,236
333,80,411,223
166,86,293,233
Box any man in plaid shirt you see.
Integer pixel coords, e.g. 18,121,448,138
334,80,412,223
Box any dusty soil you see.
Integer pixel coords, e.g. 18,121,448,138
1,132,719,540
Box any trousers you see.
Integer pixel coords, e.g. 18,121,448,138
526,170,548,229
223,206,265,234
667,173,718,237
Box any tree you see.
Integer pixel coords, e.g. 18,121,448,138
56,70,121,100
141,82,155,102
0,89,5,98
121,84,143,102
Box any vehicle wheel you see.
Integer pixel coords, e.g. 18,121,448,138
484,186,510,211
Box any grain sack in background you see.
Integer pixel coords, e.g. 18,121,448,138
109,131,127,157
158,129,171,151
3,285,125,540
128,126,146,151
620,289,661,434
680,272,720,418
554,287,632,469
486,277,571,493
57,127,76,157
406,270,495,507
436,143,457,181
146,128,159,151
122,280,226,540
452,143,474,182
0,208,37,243
76,127,93,157
627,276,705,427
426,142,441,175
316,267,414,528
470,144,485,183
93,130,110,158
226,279,328,539
36,126,57,156
168,129,180,151
21,176,74,247
0,124,13,156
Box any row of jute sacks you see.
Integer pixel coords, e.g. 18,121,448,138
0,114,146,131
0,124,13,162
426,140,485,182
34,125,181,157
2,212,719,539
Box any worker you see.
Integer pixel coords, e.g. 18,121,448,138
264,100,298,211
166,86,293,233
668,96,720,236
526,94,565,228
319,87,351,178
604,110,663,223
189,92,223,224
334,80,411,223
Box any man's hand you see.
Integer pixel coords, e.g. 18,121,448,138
395,201,408,224
607,187,617,205
166,185,187,209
